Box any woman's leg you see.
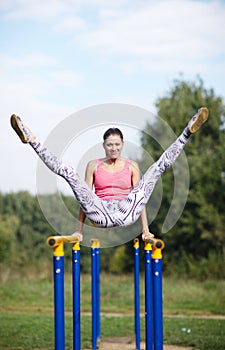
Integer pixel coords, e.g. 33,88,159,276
117,107,209,226
31,140,124,227
30,139,115,226
10,114,114,227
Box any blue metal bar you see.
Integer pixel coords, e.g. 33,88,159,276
152,257,163,350
134,239,140,350
72,243,81,350
96,246,101,342
144,243,153,350
91,244,97,350
53,253,65,350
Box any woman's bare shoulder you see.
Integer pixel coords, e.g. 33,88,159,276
86,159,97,169
129,159,140,173
86,158,105,172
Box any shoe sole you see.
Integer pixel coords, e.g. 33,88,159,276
10,114,28,143
189,107,209,133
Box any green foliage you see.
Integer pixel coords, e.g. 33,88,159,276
109,245,130,274
0,214,19,263
163,250,225,280
0,192,58,279
140,76,225,269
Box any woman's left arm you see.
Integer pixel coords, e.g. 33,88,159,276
130,161,154,239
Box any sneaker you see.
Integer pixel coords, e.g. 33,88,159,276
10,114,35,143
188,107,209,134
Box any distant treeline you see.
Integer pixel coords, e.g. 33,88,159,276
0,190,224,280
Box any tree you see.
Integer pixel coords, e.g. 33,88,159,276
140,77,225,260
0,214,20,282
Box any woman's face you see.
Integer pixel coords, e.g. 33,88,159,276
103,134,124,159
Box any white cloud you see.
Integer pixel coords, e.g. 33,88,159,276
75,0,225,73
53,15,86,32
2,1,224,74
0,53,57,70
0,0,129,22
0,51,84,158
0,53,83,94
1,0,71,21
49,70,83,87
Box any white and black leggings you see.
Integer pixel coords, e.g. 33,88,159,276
31,132,189,228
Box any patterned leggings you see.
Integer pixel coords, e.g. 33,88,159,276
31,131,188,228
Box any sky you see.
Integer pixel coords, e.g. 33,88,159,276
1,0,225,194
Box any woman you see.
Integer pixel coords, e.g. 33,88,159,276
76,127,152,240
10,107,208,240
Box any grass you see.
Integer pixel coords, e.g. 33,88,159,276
0,313,224,350
0,273,225,349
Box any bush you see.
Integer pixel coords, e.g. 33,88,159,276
163,250,225,280
109,245,131,274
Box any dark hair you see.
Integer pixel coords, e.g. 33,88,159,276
103,128,124,141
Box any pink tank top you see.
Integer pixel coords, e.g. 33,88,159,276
94,159,132,200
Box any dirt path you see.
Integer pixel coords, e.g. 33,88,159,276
84,336,195,350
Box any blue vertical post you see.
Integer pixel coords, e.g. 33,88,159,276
96,242,101,342
144,241,153,350
91,240,97,350
134,238,140,350
53,242,65,350
72,241,81,350
152,241,165,350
